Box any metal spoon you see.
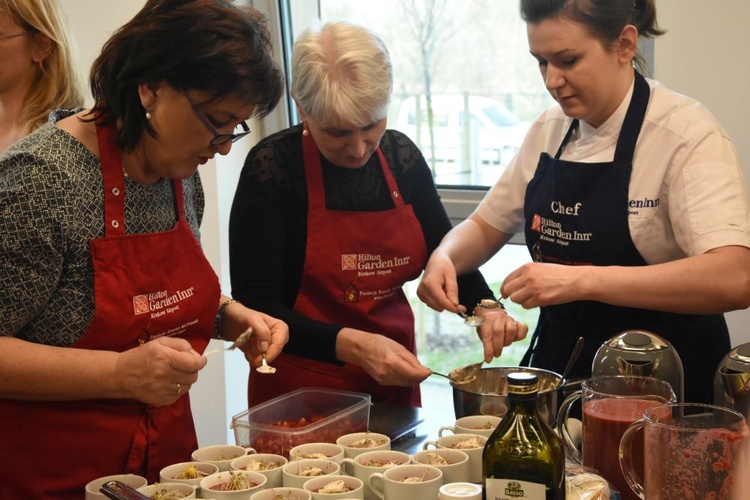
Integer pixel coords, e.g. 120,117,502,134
557,336,584,388
256,353,276,374
204,327,253,357
459,310,484,327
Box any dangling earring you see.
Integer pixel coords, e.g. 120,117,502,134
145,110,152,120
302,124,309,137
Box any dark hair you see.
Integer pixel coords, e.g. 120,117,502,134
88,0,284,151
520,0,665,72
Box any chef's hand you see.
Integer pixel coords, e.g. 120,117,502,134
337,328,432,386
472,306,529,363
501,262,588,309
115,336,205,407
417,251,460,312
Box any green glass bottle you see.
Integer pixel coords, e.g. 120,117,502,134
482,371,564,500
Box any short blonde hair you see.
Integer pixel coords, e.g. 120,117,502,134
291,21,392,128
1,0,83,134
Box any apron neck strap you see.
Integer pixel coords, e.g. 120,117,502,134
95,120,184,237
302,132,404,209
555,71,651,164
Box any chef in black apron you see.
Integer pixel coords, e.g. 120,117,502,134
519,72,730,404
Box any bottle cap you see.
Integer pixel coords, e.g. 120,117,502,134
507,371,539,395
438,482,483,499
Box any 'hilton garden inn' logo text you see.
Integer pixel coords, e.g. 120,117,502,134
132,287,195,318
341,253,411,277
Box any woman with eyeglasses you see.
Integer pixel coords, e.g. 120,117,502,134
0,0,287,496
229,21,526,408
0,0,83,153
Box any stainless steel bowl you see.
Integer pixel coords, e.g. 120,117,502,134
450,366,562,424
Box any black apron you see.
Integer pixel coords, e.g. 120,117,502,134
521,72,729,404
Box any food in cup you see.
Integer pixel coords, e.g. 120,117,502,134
449,436,482,449
471,420,495,430
172,464,208,479
314,480,352,494
400,475,425,483
421,452,448,466
296,452,329,459
348,435,387,448
145,485,190,499
361,458,403,467
208,471,260,491
242,458,284,471
299,466,326,477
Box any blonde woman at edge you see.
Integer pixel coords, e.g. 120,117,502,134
0,0,83,153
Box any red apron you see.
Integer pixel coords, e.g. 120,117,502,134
248,133,427,407
0,122,221,498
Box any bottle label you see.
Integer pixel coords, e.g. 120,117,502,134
485,478,545,499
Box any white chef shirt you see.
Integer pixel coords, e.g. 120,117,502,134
476,78,750,264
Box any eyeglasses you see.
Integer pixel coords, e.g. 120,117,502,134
182,91,251,147
0,32,31,41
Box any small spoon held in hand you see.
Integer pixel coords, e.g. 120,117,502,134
459,310,484,327
204,327,253,357
256,353,276,374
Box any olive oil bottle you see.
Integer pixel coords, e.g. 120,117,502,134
482,371,564,500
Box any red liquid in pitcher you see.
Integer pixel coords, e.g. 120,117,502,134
583,398,660,500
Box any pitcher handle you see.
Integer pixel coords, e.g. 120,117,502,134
619,419,647,499
556,390,582,464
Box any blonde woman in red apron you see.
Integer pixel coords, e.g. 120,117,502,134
0,1,287,497
230,22,524,408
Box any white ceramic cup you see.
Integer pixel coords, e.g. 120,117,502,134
303,474,364,500
282,459,341,489
438,415,501,438
423,433,487,483
368,464,443,500
231,452,288,488
438,482,483,499
249,486,312,500
340,450,411,500
335,432,391,459
137,482,196,499
289,442,346,463
192,444,257,471
412,449,471,484
84,474,148,499
199,469,267,499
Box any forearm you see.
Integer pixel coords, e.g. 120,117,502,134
0,337,121,401
439,214,513,275
584,246,750,314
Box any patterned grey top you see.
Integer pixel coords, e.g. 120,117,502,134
0,110,205,346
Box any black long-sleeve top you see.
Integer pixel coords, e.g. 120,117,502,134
229,124,493,364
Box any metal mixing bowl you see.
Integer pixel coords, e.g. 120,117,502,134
450,366,562,424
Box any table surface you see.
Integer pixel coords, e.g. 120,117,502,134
368,402,452,455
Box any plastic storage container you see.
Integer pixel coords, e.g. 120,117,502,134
231,387,371,458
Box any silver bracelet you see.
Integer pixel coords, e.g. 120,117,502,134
215,299,238,339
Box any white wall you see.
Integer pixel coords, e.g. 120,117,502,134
654,0,750,347
58,0,750,446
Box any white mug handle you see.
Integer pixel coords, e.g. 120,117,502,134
423,440,438,450
438,426,456,438
340,458,356,476
244,447,257,455
368,472,385,499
